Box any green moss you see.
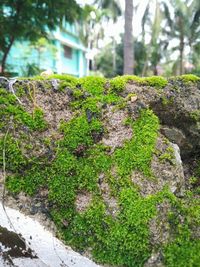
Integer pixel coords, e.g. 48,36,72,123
110,75,167,92
48,74,77,81
2,75,199,267
7,165,47,195
110,76,127,92
78,76,106,96
164,194,200,267
0,89,47,131
64,187,175,267
114,109,160,177
190,110,200,122
159,146,175,164
143,76,168,88
58,75,78,90
0,135,26,172
15,85,26,97
164,238,200,267
48,150,77,207
169,74,200,86
30,108,48,130
110,75,141,92
161,96,174,106
125,93,137,101
59,114,103,152
178,74,200,84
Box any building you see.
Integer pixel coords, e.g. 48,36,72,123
6,22,88,77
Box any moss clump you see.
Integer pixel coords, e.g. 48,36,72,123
0,88,47,131
114,109,160,177
179,74,200,84
0,135,26,172
164,238,200,267
63,187,175,267
143,76,168,88
78,76,106,96
164,194,200,267
110,75,141,92
161,96,174,106
6,165,48,195
159,146,175,164
59,114,103,153
170,74,200,85
190,110,200,122
110,75,168,92
57,75,78,90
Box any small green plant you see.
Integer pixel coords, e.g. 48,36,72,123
114,109,160,177
78,76,106,96
159,146,175,164
170,74,200,85
143,76,168,88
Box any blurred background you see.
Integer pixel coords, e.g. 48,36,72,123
0,0,199,77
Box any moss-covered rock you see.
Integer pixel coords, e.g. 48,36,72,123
0,75,200,267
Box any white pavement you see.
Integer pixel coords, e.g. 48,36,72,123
0,203,101,267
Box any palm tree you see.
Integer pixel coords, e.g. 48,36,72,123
95,0,135,75
142,0,163,76
123,0,134,74
79,5,107,72
162,0,200,75
94,0,121,22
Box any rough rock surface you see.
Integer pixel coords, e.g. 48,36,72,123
0,76,200,267
125,80,200,158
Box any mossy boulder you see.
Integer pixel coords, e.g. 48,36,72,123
0,74,200,267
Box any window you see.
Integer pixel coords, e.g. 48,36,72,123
63,45,72,59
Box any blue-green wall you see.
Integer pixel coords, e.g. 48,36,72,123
5,23,88,77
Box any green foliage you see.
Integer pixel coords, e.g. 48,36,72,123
0,89,47,131
56,75,78,90
109,75,141,92
159,146,175,164
0,0,81,71
2,76,200,267
95,39,147,77
6,165,47,195
170,74,200,85
164,194,200,267
143,76,168,88
64,187,175,267
164,238,200,267
190,110,200,122
59,114,103,152
114,109,160,177
161,96,174,106
110,76,127,92
178,74,200,83
0,135,26,172
110,75,167,93
30,108,48,130
78,76,106,96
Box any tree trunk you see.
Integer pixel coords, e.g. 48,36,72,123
1,36,15,74
180,34,184,75
178,17,184,75
123,0,134,75
112,37,116,74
